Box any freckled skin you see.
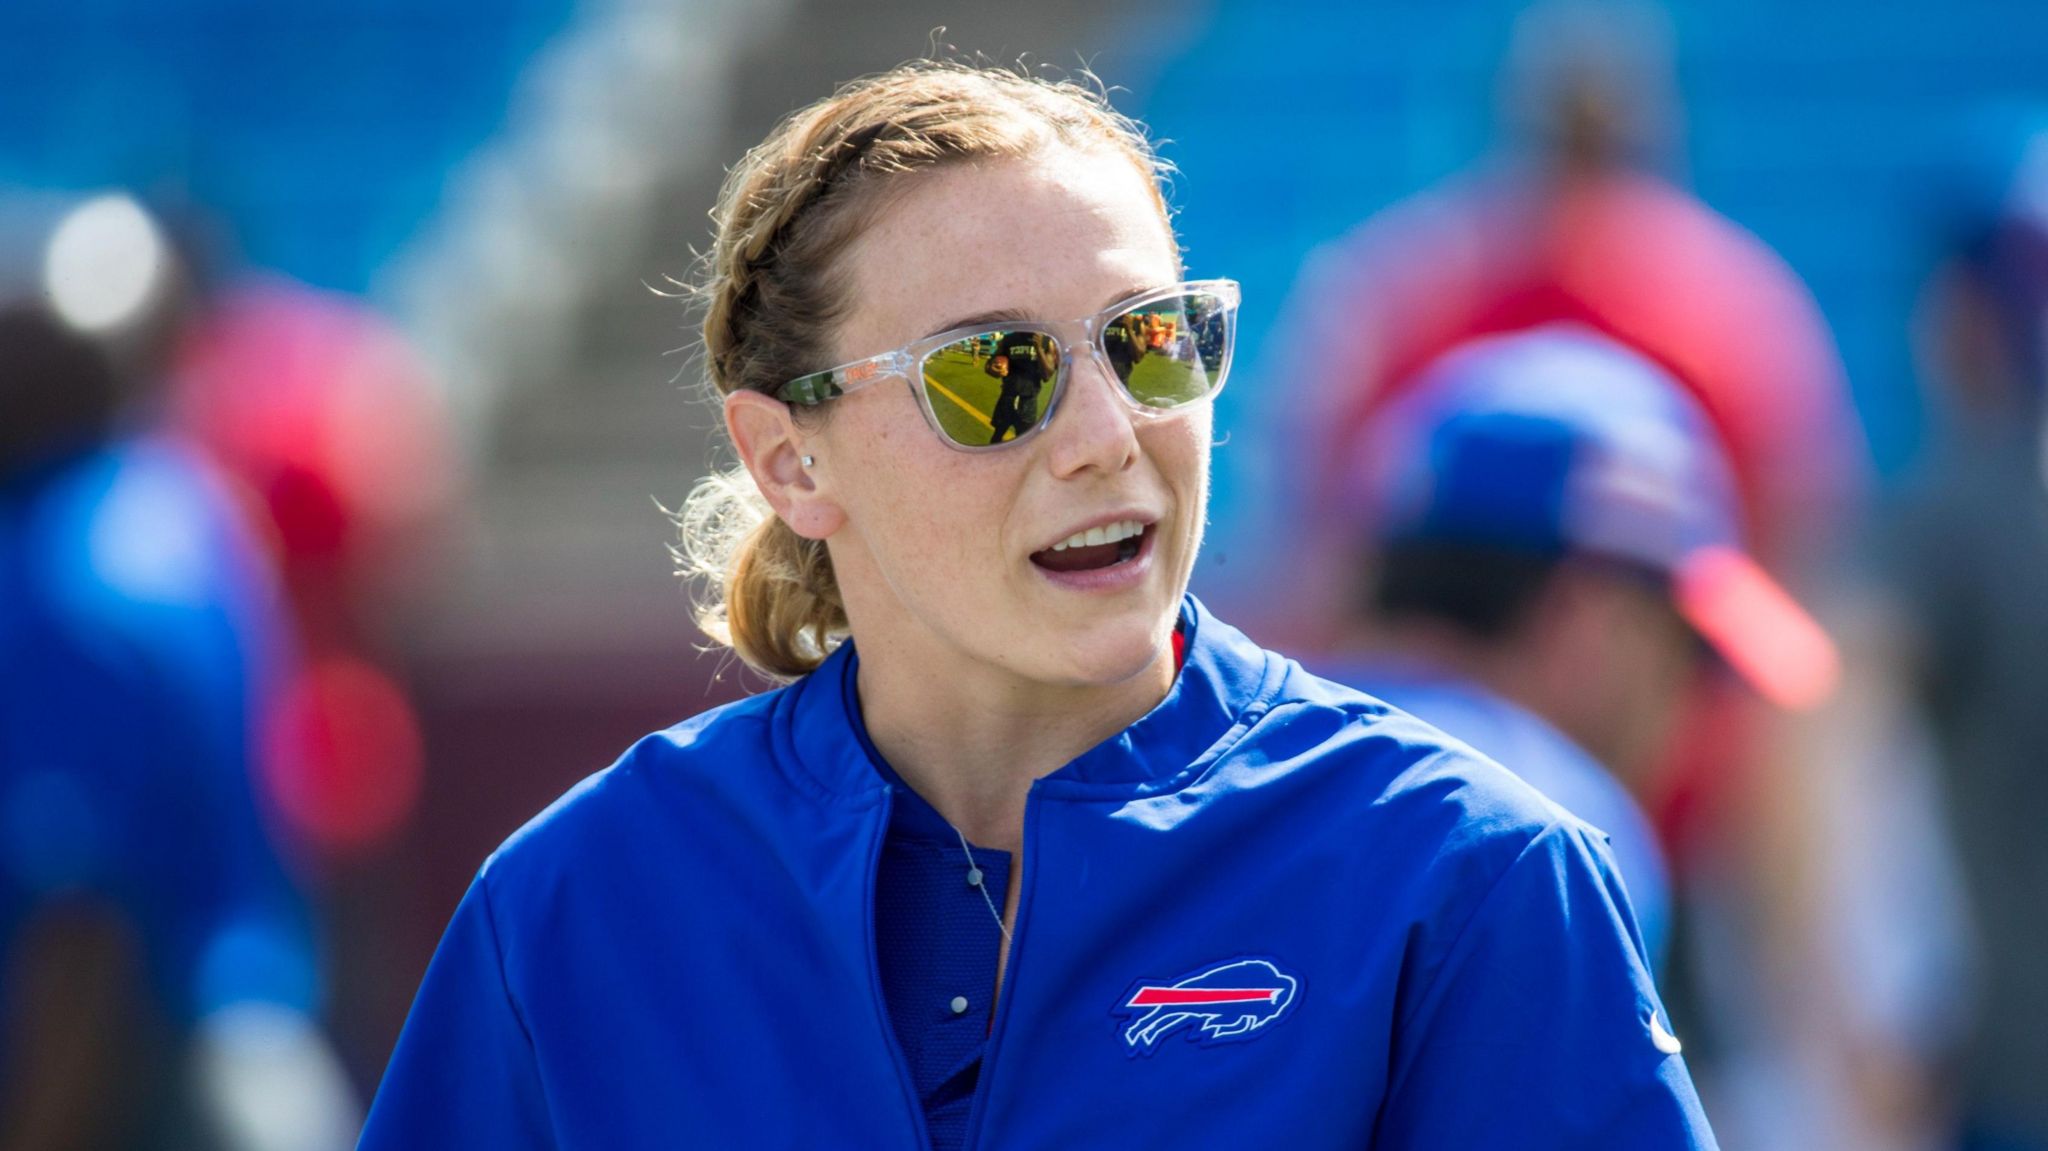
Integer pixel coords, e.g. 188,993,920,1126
723,142,1213,867
818,149,1208,699
803,146,1213,996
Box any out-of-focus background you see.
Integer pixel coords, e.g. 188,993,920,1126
3,0,2045,1146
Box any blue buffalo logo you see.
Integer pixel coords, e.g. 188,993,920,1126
1113,957,1301,1054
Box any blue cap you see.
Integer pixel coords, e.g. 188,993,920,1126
1358,324,1839,710
1364,324,1739,573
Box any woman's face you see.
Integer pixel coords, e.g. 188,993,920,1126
811,146,1207,689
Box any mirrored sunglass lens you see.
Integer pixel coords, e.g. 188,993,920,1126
922,330,1061,447
1108,293,1231,409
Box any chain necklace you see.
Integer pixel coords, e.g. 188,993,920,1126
952,824,1013,945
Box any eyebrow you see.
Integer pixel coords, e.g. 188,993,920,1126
923,283,1161,338
926,306,1032,335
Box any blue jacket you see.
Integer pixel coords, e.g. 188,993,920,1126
1316,660,1673,971
361,599,1715,1148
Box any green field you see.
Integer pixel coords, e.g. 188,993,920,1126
922,346,1011,445
919,344,1210,446
1125,352,1207,409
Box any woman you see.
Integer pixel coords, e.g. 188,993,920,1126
360,62,1715,1148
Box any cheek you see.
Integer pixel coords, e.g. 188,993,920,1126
823,390,926,496
827,402,1021,570
1148,415,1212,510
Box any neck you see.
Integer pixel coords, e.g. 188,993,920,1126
854,635,1174,853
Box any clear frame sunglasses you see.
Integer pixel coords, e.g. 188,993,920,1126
774,279,1239,451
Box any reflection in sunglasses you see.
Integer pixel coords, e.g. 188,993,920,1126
923,345,999,443
767,284,1235,450
915,298,1226,445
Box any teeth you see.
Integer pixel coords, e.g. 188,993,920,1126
1049,519,1145,552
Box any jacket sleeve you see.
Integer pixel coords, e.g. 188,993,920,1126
358,872,555,1148
1375,822,1718,1149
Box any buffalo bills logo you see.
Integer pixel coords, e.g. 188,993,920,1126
1113,957,1301,1054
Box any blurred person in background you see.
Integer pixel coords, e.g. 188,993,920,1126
1317,325,1841,973
1889,115,2048,1151
1266,0,1865,640
0,192,355,1149
168,275,452,1091
1262,4,1970,1148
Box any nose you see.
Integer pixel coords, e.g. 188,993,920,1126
1044,344,1139,477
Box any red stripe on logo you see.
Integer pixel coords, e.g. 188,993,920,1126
1126,987,1280,1007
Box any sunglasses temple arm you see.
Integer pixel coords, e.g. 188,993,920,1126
779,352,909,405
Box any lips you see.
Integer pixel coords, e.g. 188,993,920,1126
1030,517,1151,573
1033,529,1145,572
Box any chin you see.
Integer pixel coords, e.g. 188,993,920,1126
1035,608,1176,687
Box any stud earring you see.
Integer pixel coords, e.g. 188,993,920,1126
801,455,815,467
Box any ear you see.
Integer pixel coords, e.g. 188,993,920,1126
725,390,846,541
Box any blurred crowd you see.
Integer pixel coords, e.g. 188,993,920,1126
5,1,2048,1147
1242,9,2032,1150
1,191,451,1146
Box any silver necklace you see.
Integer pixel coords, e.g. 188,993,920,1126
952,824,1013,944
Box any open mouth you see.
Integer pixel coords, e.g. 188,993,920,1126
1030,520,1151,573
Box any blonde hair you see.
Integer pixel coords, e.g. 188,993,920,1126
679,60,1173,680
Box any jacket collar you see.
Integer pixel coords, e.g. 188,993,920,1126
780,595,1285,804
